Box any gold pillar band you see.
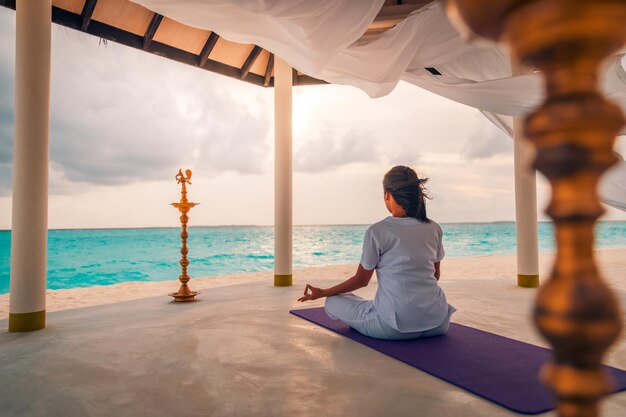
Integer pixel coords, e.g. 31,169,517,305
518,274,539,288
274,274,293,287
8,310,46,332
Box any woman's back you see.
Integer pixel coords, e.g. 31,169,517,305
361,216,448,333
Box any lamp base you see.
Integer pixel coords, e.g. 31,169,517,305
168,291,200,302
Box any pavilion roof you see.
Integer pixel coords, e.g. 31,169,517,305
0,0,434,87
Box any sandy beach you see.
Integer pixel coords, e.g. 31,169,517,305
2,248,624,320
1,248,625,417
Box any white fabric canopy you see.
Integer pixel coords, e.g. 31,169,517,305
132,0,626,211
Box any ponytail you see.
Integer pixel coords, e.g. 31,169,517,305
383,166,431,223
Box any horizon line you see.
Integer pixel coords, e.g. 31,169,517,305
1,219,625,232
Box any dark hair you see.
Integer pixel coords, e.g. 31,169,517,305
383,166,431,223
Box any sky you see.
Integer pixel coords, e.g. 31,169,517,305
0,9,624,229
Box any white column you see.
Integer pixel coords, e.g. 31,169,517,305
513,120,540,287
273,57,293,286
512,60,539,288
9,0,51,331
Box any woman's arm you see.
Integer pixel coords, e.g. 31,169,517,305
298,264,374,302
434,261,441,281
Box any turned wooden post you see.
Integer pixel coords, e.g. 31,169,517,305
444,1,626,417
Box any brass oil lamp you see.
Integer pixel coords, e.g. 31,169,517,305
169,169,199,302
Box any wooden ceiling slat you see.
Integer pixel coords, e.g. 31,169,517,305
198,32,219,68
142,13,162,50
249,48,270,77
53,0,84,14
80,0,97,30
79,9,267,86
92,0,153,37
152,17,209,55
211,37,255,69
240,45,263,80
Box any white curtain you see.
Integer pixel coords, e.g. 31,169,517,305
132,0,626,211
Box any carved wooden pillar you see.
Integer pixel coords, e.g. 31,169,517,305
444,1,626,417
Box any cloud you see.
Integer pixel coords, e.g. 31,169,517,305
194,91,271,175
0,14,273,196
461,115,512,160
294,128,380,172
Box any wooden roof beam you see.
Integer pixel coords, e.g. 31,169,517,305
198,32,219,67
292,68,298,86
367,1,435,34
0,2,325,88
80,0,98,31
295,75,328,86
240,45,263,80
263,53,274,87
143,13,163,51
0,0,15,9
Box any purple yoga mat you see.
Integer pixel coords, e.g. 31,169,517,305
290,307,626,415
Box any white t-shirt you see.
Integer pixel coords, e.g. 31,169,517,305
360,216,449,333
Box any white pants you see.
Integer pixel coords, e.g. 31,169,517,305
324,293,455,340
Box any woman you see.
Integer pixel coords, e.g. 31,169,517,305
297,165,455,340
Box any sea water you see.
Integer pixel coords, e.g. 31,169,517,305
0,221,624,294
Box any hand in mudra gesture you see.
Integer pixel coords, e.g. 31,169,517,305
298,284,325,302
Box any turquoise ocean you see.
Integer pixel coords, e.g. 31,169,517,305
0,221,624,294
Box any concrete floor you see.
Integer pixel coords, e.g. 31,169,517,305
1,274,625,417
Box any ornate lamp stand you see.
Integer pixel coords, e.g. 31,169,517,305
169,169,200,302
445,2,626,417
